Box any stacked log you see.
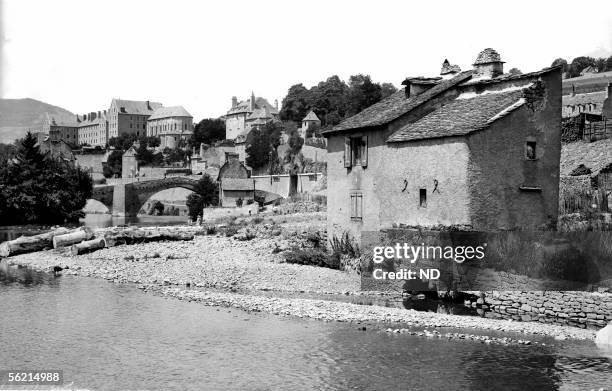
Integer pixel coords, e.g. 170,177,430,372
0,227,71,257
70,238,107,255
104,227,194,247
52,227,94,249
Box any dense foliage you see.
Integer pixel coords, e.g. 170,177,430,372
551,55,612,78
103,150,123,178
190,118,226,147
186,174,218,221
0,132,93,225
279,74,397,126
245,122,282,170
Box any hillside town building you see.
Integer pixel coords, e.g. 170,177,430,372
146,106,193,149
108,99,163,139
562,72,612,119
77,111,109,146
42,113,79,146
324,49,562,244
300,110,321,138
224,92,279,141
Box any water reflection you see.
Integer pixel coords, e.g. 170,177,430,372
0,264,611,390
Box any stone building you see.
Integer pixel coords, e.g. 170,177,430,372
77,110,109,146
146,106,193,149
300,110,321,138
323,49,562,244
217,157,254,206
224,92,279,140
42,113,79,146
121,146,139,178
37,138,76,164
108,99,163,139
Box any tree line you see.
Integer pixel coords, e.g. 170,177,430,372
551,55,612,78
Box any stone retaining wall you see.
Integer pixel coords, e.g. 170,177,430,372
475,291,612,328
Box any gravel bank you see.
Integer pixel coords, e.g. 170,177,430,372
3,213,600,342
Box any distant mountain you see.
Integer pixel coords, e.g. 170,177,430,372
0,98,74,144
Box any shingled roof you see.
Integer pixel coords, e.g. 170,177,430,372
326,71,474,134
227,97,279,116
149,106,192,120
112,99,163,115
387,89,526,142
302,110,320,122
562,91,607,115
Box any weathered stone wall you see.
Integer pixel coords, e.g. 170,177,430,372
75,153,106,174
252,173,324,198
478,291,612,329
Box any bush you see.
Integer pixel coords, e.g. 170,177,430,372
329,232,360,258
284,247,339,269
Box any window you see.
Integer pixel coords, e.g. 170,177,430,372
419,189,427,208
344,136,368,168
525,141,536,160
350,194,363,220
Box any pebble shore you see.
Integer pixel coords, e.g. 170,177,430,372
4,214,600,343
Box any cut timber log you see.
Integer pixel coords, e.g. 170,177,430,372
53,227,94,249
71,238,107,256
0,227,71,257
104,227,194,247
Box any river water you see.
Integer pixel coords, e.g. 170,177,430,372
1,264,611,390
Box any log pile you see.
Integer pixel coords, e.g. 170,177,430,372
0,227,70,257
0,226,196,258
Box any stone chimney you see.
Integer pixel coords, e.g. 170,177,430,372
274,99,279,110
250,92,256,111
231,96,238,108
76,114,81,123
146,100,151,110
97,111,101,117
473,48,504,79
401,77,439,98
440,59,461,79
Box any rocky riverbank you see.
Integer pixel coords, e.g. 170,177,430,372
2,212,602,342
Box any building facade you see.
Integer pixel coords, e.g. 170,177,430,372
77,111,109,146
300,110,321,138
42,113,79,146
225,92,279,140
146,106,193,149
324,49,562,244
108,99,163,139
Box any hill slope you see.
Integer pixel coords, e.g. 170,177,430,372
0,98,74,143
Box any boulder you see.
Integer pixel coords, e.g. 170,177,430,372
595,322,612,347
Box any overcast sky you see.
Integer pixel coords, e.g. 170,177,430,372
2,0,612,120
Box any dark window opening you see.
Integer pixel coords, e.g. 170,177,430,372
526,141,536,160
419,189,427,207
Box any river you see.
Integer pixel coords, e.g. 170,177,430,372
1,264,611,390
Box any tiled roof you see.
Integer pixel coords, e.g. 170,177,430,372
221,178,255,191
327,71,474,133
387,89,525,143
247,106,273,121
112,99,163,115
227,97,279,116
148,106,192,120
562,92,607,115
302,110,320,122
461,66,560,86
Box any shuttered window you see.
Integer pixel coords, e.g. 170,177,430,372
343,136,368,168
350,193,363,220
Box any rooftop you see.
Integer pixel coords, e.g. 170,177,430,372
560,138,612,176
149,106,192,120
473,48,504,65
302,110,320,122
112,99,163,115
227,96,279,116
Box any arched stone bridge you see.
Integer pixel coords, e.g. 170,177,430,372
91,176,200,217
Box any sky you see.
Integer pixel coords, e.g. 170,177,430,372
1,0,612,121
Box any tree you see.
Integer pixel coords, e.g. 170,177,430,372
310,75,349,126
606,56,612,72
347,74,383,117
568,56,596,78
108,134,138,150
106,150,123,177
0,132,93,225
380,83,398,99
279,84,312,122
0,143,17,163
149,200,164,216
191,118,226,147
245,127,272,169
508,68,522,75
551,58,568,74
186,174,218,221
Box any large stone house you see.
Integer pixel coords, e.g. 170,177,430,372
42,113,79,146
146,106,193,149
323,49,562,244
77,110,109,146
224,92,279,141
108,99,163,139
